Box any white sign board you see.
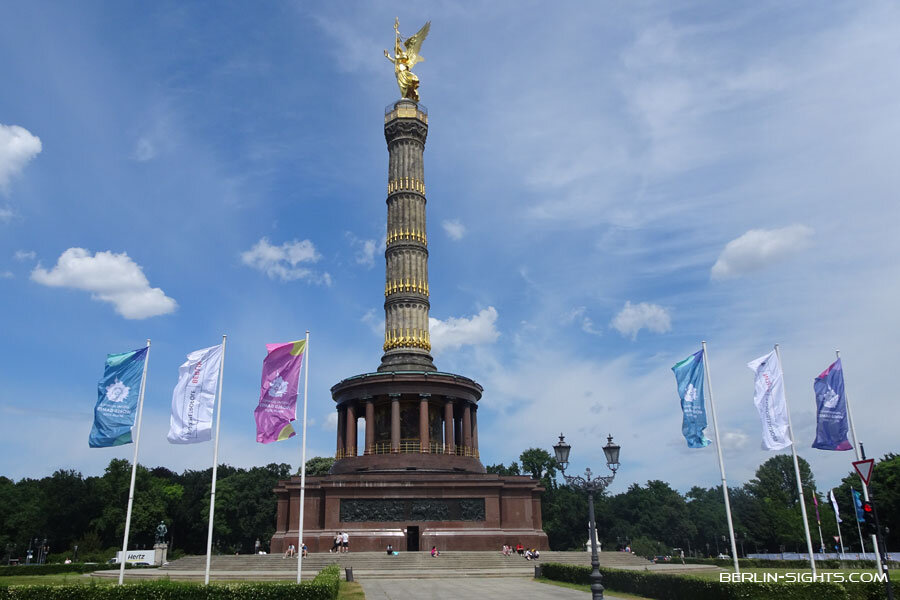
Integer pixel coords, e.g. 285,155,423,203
116,549,157,565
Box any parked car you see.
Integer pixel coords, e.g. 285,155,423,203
716,553,730,559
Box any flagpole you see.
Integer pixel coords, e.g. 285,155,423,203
774,344,817,576
831,491,845,555
118,339,151,586
836,350,882,571
204,335,227,585
852,489,866,554
297,331,310,584
701,341,740,574
813,496,825,553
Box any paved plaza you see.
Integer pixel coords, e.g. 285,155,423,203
360,577,626,599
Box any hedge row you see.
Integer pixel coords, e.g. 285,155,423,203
0,564,341,600
539,563,885,600
0,564,146,577
682,557,896,569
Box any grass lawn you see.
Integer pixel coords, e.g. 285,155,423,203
338,581,365,599
535,577,653,599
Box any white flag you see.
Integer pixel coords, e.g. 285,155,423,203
829,489,842,523
167,344,223,444
747,350,792,450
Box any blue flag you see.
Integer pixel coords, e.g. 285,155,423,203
672,350,712,448
851,489,865,522
812,359,853,451
89,347,149,448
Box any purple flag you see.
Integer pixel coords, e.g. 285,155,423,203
255,339,306,444
812,359,853,451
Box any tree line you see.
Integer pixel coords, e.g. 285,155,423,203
1,451,896,561
490,449,900,556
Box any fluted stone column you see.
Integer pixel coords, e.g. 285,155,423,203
444,399,454,453
345,403,357,457
364,398,375,455
336,406,346,456
454,412,462,455
380,100,435,372
419,394,430,452
463,403,472,451
472,408,479,451
390,394,401,453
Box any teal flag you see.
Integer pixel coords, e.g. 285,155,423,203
672,350,712,448
89,347,148,448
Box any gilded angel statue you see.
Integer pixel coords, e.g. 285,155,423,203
384,18,430,102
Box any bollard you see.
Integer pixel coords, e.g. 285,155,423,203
534,564,542,578
345,566,354,582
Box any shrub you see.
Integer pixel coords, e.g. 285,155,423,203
0,564,342,600
539,562,886,600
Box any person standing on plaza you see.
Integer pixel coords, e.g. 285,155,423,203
341,531,349,553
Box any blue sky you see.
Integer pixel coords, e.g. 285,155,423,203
2,1,898,495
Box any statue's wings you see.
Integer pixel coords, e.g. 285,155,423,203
404,21,430,69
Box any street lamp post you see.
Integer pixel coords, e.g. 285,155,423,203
553,433,620,600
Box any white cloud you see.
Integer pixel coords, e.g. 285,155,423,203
610,301,672,340
346,233,378,267
361,308,384,336
14,250,35,261
0,124,42,190
564,307,603,336
0,206,12,223
0,271,12,279
241,237,330,284
429,307,500,355
133,137,157,162
323,411,338,431
711,225,813,280
30,248,177,319
442,219,466,241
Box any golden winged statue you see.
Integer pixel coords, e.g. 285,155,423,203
384,18,430,102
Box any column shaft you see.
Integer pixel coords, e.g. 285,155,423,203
336,407,346,457
419,396,430,452
365,399,375,455
391,395,401,453
472,408,479,451
444,399,454,453
345,403,357,457
463,403,473,452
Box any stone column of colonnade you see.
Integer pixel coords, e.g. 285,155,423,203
379,100,436,373
334,396,479,458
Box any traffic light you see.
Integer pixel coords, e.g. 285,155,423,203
861,501,878,535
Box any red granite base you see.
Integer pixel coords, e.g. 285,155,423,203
270,472,548,553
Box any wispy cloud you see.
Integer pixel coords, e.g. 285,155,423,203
0,124,42,190
13,250,35,261
31,248,178,319
564,306,603,336
711,225,813,280
442,219,466,241
610,301,671,340
241,237,331,284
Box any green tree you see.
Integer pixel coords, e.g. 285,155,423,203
519,448,557,487
301,457,335,476
744,454,817,552
485,462,520,476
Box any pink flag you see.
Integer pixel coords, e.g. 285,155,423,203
254,339,306,444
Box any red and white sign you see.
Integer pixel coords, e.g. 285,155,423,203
852,459,875,486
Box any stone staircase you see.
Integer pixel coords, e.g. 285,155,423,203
93,551,657,581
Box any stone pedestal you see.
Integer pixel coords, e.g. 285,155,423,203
153,543,168,565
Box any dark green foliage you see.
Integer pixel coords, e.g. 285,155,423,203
0,565,341,600
301,457,335,477
539,563,883,600
485,462,520,476
1,460,293,562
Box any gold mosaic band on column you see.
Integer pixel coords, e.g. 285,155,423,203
383,328,431,352
388,177,426,194
386,228,427,245
384,278,429,296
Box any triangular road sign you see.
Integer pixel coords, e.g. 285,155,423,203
852,459,875,486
